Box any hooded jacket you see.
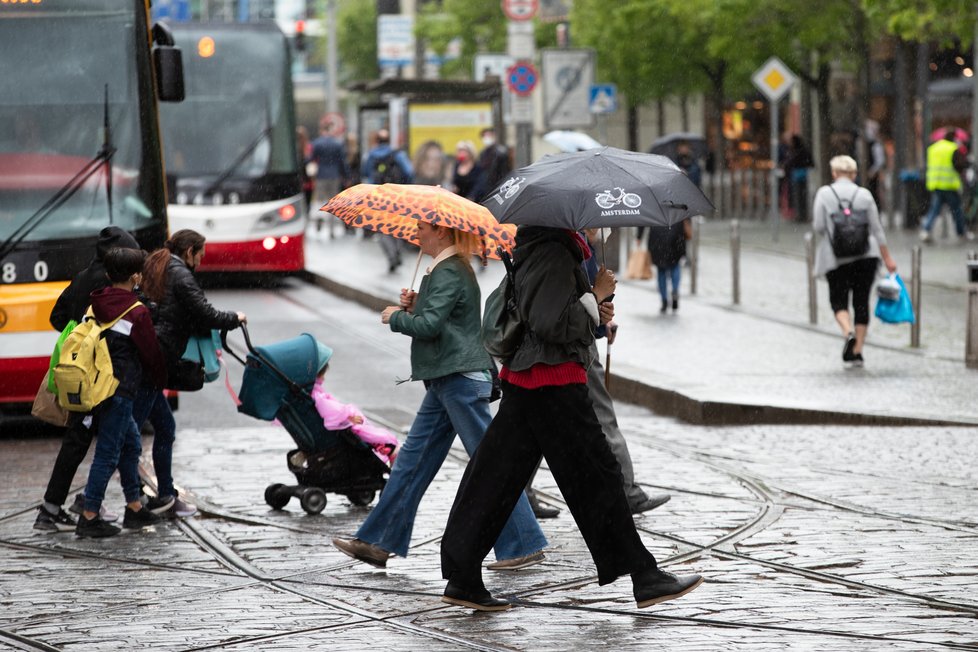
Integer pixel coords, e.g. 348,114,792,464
50,226,140,332
154,254,241,367
505,227,596,373
89,286,167,399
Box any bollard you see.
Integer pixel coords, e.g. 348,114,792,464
966,251,978,368
805,231,817,324
731,219,741,305
910,246,922,348
690,216,701,295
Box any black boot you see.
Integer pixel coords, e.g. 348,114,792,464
442,576,511,611
672,294,679,311
526,488,560,519
632,567,703,608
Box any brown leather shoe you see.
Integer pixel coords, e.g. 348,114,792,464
332,537,390,568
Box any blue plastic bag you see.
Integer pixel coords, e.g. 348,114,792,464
182,330,222,383
874,273,915,324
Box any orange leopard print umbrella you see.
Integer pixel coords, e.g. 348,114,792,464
322,183,515,258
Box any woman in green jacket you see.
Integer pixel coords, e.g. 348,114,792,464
332,220,547,571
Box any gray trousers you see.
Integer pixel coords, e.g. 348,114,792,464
587,341,649,507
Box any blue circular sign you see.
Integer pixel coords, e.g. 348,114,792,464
506,62,538,97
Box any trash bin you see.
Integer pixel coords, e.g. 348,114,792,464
899,169,928,230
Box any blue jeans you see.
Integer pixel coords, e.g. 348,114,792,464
84,395,142,513
923,189,967,235
356,373,547,559
657,264,681,303
133,387,177,499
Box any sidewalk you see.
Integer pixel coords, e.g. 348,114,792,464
302,220,978,426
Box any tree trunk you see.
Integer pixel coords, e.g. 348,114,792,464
656,99,665,137
815,60,832,184
627,102,639,153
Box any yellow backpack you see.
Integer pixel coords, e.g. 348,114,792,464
53,302,141,412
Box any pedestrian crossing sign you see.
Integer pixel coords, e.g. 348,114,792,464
589,84,617,114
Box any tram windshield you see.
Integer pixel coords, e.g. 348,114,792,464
0,0,164,242
161,24,298,181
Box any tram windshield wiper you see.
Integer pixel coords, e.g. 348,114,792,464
202,100,272,198
0,86,115,263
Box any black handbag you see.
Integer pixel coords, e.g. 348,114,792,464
166,358,205,392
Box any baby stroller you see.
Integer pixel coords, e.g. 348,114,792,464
222,325,389,515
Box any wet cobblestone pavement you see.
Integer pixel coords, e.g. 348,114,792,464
2,411,977,650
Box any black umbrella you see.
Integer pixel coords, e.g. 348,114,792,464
482,147,714,231
648,132,709,160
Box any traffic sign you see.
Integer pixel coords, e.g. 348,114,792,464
502,0,538,21
589,84,617,114
541,48,595,129
751,56,796,102
507,61,538,97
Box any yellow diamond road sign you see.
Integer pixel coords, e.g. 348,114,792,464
752,56,796,102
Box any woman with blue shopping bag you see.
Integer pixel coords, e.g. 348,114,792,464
813,156,898,368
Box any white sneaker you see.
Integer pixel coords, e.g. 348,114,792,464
960,231,976,242
919,229,932,243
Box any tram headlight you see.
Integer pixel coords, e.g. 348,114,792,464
257,200,302,229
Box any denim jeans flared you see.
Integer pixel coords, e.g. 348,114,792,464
356,373,547,559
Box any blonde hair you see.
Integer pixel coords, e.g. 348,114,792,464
830,155,857,174
452,228,483,260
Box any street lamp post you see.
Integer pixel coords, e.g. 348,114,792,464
325,0,338,114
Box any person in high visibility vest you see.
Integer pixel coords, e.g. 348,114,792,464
920,129,973,242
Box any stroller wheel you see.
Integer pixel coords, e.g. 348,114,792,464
264,483,291,510
346,490,376,507
300,487,327,515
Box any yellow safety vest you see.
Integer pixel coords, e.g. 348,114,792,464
926,139,961,191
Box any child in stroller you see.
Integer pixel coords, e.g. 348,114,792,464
312,346,398,467
228,328,392,514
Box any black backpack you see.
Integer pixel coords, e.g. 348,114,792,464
828,186,870,258
373,150,408,184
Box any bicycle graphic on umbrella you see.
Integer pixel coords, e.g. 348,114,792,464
595,187,642,209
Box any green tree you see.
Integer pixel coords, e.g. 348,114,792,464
311,0,377,84
417,0,506,79
572,0,702,150
337,0,378,83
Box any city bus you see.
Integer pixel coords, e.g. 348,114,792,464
160,22,306,272
0,0,183,407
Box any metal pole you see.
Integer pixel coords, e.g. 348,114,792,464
515,122,532,169
770,100,780,242
966,251,978,368
690,215,701,295
910,245,922,348
325,0,338,113
805,231,817,324
731,219,741,305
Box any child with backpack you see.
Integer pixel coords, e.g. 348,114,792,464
73,248,168,538
311,344,398,467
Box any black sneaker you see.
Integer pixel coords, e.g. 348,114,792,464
69,493,119,523
851,353,864,368
34,506,77,532
76,514,121,538
123,506,162,529
842,333,856,362
672,294,679,311
144,495,176,515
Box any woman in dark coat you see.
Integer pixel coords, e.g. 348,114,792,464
438,226,703,611
136,229,246,517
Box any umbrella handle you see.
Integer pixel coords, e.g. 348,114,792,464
408,248,424,291
604,342,611,389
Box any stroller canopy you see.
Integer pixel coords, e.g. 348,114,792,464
239,333,325,421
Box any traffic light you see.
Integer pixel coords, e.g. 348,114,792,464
294,19,306,52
